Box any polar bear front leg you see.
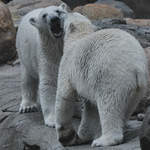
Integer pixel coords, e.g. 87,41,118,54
19,68,39,113
91,93,124,147
39,76,56,128
55,81,82,146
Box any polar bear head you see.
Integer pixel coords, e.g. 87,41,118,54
63,12,97,38
29,3,68,38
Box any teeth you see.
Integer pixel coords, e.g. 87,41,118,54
54,32,62,37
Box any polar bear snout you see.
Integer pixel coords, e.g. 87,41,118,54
49,16,63,38
51,16,60,25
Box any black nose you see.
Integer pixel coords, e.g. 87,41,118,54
51,16,60,25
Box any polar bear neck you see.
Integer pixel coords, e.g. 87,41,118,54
64,22,95,49
39,32,63,64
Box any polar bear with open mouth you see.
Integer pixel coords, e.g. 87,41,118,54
16,3,68,127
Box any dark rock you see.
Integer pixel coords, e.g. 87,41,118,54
120,0,150,18
0,2,16,64
140,107,150,150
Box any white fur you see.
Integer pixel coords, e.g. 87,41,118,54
16,4,67,127
55,13,149,147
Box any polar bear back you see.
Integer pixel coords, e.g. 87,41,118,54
60,28,148,101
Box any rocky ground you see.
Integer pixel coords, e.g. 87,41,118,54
0,64,143,150
0,0,150,150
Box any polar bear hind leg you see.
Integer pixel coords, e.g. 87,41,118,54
91,73,144,147
78,101,100,143
19,66,39,113
91,90,125,147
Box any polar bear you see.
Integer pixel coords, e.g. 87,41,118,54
16,4,68,127
55,12,149,147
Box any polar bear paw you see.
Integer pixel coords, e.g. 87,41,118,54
57,126,83,146
91,132,123,147
45,115,56,128
19,100,39,113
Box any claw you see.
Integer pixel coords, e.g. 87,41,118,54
19,103,39,113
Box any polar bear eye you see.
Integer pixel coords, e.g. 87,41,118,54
42,13,47,20
56,10,61,15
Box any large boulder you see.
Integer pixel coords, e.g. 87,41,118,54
0,1,16,64
95,0,134,18
61,0,96,9
73,4,123,20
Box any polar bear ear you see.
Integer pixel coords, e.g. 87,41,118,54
93,25,99,32
29,17,39,29
69,23,76,33
59,3,67,11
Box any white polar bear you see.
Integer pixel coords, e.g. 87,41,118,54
16,4,68,127
55,12,149,147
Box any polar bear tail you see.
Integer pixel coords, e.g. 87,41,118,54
136,68,149,98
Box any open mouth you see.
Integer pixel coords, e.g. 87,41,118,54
50,17,63,38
